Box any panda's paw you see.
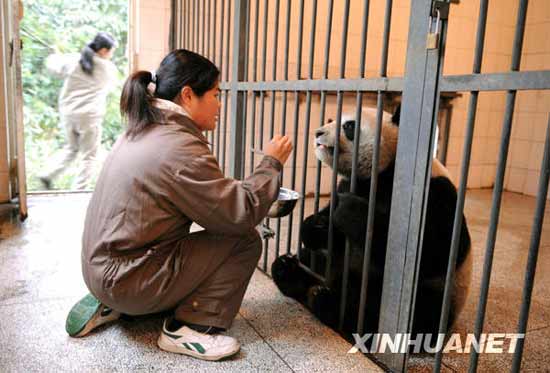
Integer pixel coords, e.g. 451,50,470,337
307,285,338,326
301,213,330,250
271,255,309,299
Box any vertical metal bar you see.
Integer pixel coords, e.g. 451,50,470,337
195,0,200,52
216,0,225,160
183,0,186,48
274,0,292,257
211,0,218,154
433,1,488,371
206,0,213,148
377,0,442,369
212,0,217,64
353,0,371,335
356,0,391,332
469,1,529,371
285,0,305,254
222,0,233,172
333,0,352,329
170,0,177,50
313,0,334,219
191,0,197,52
510,117,550,372
240,0,251,180
184,0,191,49
407,5,451,369
266,0,280,257
249,0,260,175
207,0,211,58
201,0,206,55
260,0,270,272
296,0,317,259
229,0,248,179
197,0,202,53
351,0,391,334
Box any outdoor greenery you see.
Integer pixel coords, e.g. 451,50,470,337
21,0,128,190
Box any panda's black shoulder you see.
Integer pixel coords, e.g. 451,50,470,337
429,176,458,204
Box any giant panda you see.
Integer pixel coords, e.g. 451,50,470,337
271,107,472,346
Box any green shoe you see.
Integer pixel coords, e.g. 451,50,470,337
65,294,120,337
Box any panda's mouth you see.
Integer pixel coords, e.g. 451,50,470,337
317,144,335,155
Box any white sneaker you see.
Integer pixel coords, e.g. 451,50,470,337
157,320,240,361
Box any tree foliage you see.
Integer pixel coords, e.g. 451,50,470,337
21,0,128,190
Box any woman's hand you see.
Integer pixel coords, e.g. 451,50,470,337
264,135,293,165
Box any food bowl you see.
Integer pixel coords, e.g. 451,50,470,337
266,187,301,218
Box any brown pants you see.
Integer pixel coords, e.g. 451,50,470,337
160,229,262,330
88,229,262,330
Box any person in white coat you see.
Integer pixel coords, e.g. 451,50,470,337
40,32,118,190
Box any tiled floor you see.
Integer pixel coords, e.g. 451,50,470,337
262,189,550,372
0,189,548,372
0,194,380,373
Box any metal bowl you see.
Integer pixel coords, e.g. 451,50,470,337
267,187,301,218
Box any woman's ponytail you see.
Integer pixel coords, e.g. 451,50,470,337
79,44,95,75
120,71,162,139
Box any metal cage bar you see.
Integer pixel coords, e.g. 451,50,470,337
296,0,317,262
259,0,269,272
273,0,292,258
334,0,352,330
510,116,550,372
469,1,529,371
355,0,372,335
433,0,489,371
285,0,305,255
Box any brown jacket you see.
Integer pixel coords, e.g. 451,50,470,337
81,102,281,312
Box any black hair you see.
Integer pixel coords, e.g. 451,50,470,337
120,49,220,139
79,32,117,75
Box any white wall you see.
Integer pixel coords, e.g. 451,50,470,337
133,0,171,72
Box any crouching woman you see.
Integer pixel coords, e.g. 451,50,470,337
66,49,292,361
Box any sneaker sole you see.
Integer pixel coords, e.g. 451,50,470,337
157,334,240,361
65,294,119,337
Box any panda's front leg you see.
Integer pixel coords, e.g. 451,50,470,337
301,205,332,250
333,192,369,247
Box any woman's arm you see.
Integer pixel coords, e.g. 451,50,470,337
45,53,78,79
163,144,282,235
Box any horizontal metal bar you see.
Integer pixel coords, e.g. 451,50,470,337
441,71,550,92
220,77,404,91
219,71,550,93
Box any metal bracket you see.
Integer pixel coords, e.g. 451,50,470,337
431,0,450,20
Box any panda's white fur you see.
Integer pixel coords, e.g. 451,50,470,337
315,107,454,182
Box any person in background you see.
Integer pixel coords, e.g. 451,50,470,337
65,49,293,361
39,32,118,190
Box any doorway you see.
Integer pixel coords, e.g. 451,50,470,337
20,0,129,191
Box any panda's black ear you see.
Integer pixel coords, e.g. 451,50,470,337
392,104,401,126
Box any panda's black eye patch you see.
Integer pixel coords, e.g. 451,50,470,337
343,120,356,141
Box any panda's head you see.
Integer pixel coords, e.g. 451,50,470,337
314,107,400,179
